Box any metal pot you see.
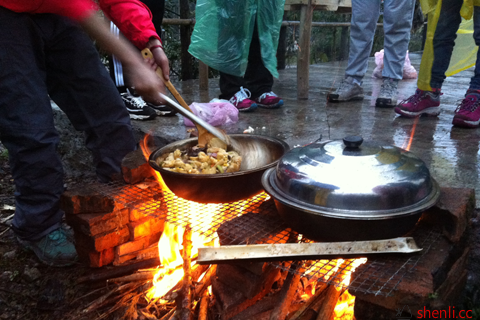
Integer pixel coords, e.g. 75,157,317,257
149,134,290,203
261,136,441,241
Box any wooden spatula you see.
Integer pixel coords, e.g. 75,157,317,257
141,48,226,148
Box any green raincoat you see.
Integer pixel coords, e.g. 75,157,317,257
188,0,285,78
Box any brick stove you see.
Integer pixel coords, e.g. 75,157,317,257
60,150,475,319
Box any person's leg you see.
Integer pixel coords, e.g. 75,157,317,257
244,22,283,109
344,0,381,82
328,0,380,102
376,0,415,107
395,0,462,117
0,9,77,266
42,16,136,183
452,5,480,128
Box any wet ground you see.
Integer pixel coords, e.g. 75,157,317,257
135,52,480,208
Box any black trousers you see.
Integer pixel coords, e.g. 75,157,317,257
219,22,274,100
0,8,136,240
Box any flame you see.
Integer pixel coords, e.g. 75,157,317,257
333,258,367,320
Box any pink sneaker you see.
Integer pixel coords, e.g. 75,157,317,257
254,91,284,109
394,89,441,118
229,87,258,112
452,91,480,128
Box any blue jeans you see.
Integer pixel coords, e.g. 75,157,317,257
429,0,480,90
0,8,136,240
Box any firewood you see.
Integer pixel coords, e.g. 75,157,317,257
107,270,157,283
223,266,281,319
315,285,342,320
230,291,281,320
179,225,193,320
77,257,160,284
82,282,140,314
194,265,217,299
315,260,350,320
159,307,176,320
286,277,331,320
198,290,209,320
269,261,305,320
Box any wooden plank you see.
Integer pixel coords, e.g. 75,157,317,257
297,3,313,99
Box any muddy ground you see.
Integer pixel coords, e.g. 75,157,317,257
1,142,480,319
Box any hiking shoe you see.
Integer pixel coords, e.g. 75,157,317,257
145,101,177,117
328,76,364,102
376,78,399,108
18,228,78,267
229,87,258,112
121,89,157,121
394,89,441,118
452,91,480,128
254,91,284,109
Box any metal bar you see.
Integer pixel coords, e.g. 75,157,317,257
197,237,422,264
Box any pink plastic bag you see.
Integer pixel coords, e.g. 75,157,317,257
372,50,417,79
183,100,239,127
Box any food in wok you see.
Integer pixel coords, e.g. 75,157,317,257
158,146,242,174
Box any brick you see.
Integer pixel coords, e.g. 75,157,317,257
115,232,161,256
128,217,165,240
74,226,130,252
121,149,156,184
113,244,159,266
76,246,115,268
66,209,129,236
60,187,122,215
129,198,165,222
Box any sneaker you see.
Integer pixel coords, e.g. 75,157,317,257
328,76,364,102
229,87,258,112
376,78,399,108
145,101,177,117
254,91,284,109
18,228,78,267
452,91,480,128
394,89,441,118
121,89,157,121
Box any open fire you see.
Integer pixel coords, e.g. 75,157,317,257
135,135,368,319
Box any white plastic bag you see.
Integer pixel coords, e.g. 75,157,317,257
183,100,239,127
372,50,417,79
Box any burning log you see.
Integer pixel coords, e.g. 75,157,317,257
269,261,305,320
77,257,160,284
194,265,217,299
179,224,193,320
287,282,328,320
230,291,281,320
315,284,343,320
198,290,209,320
107,270,158,284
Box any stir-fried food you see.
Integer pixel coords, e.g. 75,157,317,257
159,146,242,174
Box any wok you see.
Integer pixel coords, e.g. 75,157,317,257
149,134,290,203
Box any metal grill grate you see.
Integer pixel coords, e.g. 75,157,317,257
89,180,444,297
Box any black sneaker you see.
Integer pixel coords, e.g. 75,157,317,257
121,89,157,121
145,101,177,117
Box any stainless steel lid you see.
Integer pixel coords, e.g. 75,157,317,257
262,136,440,219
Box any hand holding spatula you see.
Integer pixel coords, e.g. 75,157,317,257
141,48,233,150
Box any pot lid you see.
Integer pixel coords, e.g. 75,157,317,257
262,136,440,219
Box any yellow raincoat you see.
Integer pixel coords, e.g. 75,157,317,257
418,0,480,90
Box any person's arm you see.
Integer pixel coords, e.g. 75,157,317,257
79,12,164,104
99,0,170,81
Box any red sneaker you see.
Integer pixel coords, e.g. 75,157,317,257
394,89,441,118
452,91,480,128
254,91,284,109
229,87,258,112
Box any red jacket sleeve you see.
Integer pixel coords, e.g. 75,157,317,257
0,0,97,21
98,0,161,50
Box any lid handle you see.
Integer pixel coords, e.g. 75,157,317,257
343,135,363,149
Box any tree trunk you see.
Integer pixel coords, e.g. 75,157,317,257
179,0,193,80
